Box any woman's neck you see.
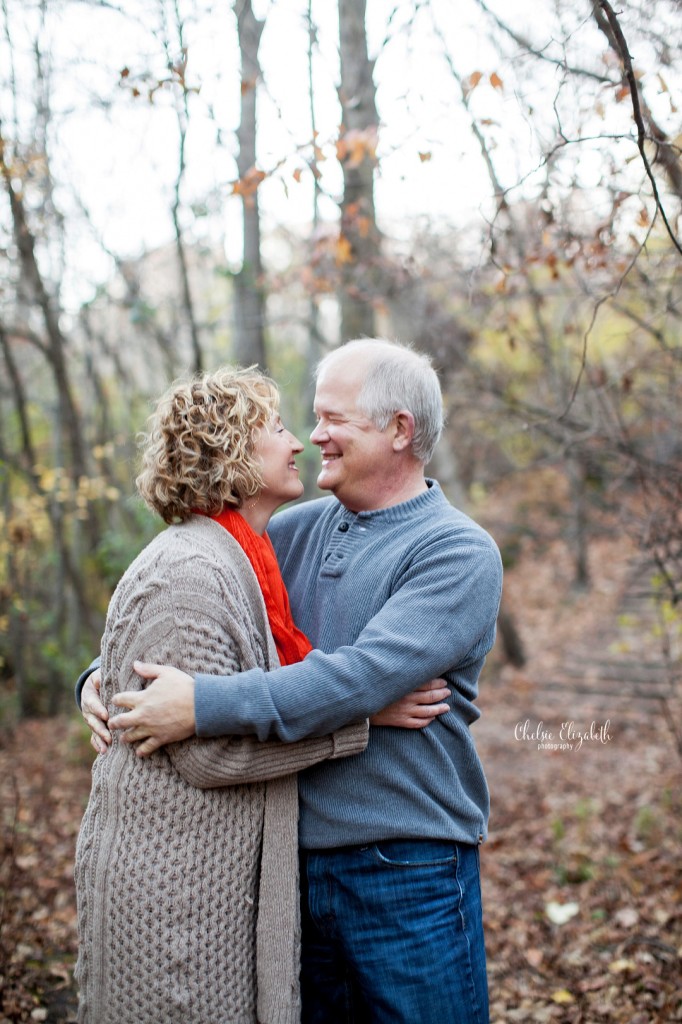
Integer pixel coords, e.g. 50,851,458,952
235,498,274,536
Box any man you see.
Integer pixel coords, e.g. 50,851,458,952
79,339,502,1024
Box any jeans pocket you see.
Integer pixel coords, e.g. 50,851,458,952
371,839,458,867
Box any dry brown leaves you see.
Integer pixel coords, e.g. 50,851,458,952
478,528,682,1023
0,525,680,1022
0,719,92,1023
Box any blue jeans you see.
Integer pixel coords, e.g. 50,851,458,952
300,839,489,1024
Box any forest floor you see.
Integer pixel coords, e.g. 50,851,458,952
0,530,681,1023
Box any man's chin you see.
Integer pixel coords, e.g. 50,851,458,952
316,471,336,492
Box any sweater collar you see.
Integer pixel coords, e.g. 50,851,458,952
336,479,445,525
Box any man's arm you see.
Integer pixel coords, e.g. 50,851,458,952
77,662,112,754
111,531,502,748
75,657,100,709
110,672,451,755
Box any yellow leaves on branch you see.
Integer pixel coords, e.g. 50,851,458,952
300,265,334,294
292,143,326,184
336,127,378,168
463,70,504,98
356,215,372,238
118,48,200,103
36,467,120,509
231,166,267,206
343,201,373,239
335,234,353,265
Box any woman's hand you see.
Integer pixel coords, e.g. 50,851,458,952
370,679,451,729
81,670,112,754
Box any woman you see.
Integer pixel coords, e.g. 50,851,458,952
74,366,372,1024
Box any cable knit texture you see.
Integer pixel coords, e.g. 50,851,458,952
75,516,368,1024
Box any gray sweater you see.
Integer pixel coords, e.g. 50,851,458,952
195,481,503,849
75,517,367,1024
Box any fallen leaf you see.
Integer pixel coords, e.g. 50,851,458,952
608,958,638,973
526,947,543,967
545,900,579,924
614,906,639,928
551,989,575,1004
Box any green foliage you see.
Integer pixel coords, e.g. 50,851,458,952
92,499,162,590
633,805,659,847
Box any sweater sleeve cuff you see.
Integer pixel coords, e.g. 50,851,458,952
331,719,369,759
74,656,101,709
194,673,238,737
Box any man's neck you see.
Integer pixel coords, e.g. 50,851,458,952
343,473,429,514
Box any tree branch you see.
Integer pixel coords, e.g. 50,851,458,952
473,0,613,85
595,0,682,256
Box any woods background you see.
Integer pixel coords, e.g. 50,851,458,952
0,0,680,1021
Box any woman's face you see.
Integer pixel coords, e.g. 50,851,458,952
252,414,305,511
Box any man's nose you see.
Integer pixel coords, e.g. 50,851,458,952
310,421,327,444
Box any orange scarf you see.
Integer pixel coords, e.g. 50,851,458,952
210,508,313,666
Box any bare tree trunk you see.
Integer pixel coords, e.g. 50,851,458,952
337,0,380,342
567,455,590,588
164,27,203,373
0,123,89,489
304,0,324,402
234,0,267,369
0,322,37,474
172,158,203,373
2,483,29,716
497,605,527,667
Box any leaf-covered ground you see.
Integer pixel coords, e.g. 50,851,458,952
1,532,680,1023
478,530,682,1023
0,718,90,1023
479,695,681,1023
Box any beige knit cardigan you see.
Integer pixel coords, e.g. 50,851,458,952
75,516,368,1024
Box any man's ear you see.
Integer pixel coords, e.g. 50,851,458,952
392,410,415,452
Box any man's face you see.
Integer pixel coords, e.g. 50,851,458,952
310,354,396,513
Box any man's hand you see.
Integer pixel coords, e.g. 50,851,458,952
370,679,451,729
109,662,196,757
81,670,111,755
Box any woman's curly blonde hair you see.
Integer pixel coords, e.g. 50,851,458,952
136,366,279,524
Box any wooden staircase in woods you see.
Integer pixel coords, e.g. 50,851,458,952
527,558,681,723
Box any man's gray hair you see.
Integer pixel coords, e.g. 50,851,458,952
316,339,444,464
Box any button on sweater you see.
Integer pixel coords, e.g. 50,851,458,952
195,481,503,850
